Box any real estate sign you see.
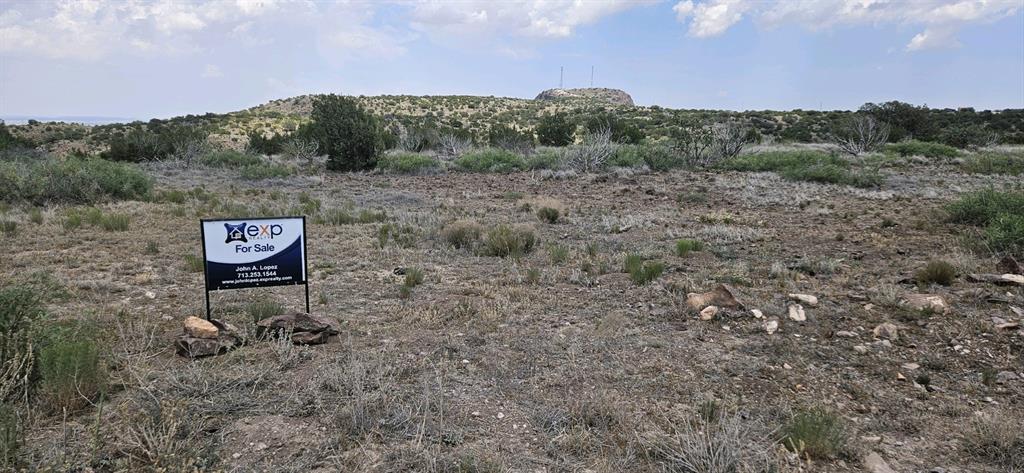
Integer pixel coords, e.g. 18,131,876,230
199,217,309,317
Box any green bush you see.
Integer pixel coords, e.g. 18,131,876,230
0,404,20,468
99,213,130,232
376,152,439,174
307,94,387,171
985,213,1024,256
1,286,44,403
247,299,284,324
536,207,560,224
946,190,1024,226
0,154,152,204
607,145,646,168
624,253,663,285
525,149,563,170
0,221,14,236
611,144,682,171
536,113,575,146
38,323,105,412
963,151,1024,176
404,267,425,288
723,151,882,188
318,207,387,225
916,260,956,286
482,225,536,258
781,408,847,460
488,124,534,153
183,254,204,273
885,140,960,158
440,220,482,250
675,239,704,256
27,208,43,225
455,148,526,173
547,244,569,264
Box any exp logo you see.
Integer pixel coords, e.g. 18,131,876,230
223,222,283,244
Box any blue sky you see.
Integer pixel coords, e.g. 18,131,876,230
1,0,1022,119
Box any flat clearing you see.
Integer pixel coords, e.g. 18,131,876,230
7,163,1022,472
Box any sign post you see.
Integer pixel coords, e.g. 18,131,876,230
199,216,309,320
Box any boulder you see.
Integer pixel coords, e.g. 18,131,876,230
699,306,719,320
175,319,241,357
788,293,818,306
863,452,897,473
184,316,219,339
902,294,950,314
787,304,806,322
686,284,743,311
257,311,340,345
872,323,899,341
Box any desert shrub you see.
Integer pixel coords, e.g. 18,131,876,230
482,225,536,258
939,124,997,149
27,208,43,225
487,124,534,154
945,189,1024,227
247,299,284,324
963,412,1024,469
0,121,32,151
547,244,569,264
536,207,560,224
832,114,889,156
201,149,262,168
62,212,82,230
885,140,959,158
638,144,685,171
584,113,643,144
984,213,1024,255
916,260,956,286
240,163,293,180
722,150,882,188
536,113,575,146
671,124,714,167
403,268,424,288
525,148,563,170
0,404,20,468
307,94,387,171
455,148,526,173
564,128,616,172
641,413,771,473
377,223,418,248
675,239,704,256
0,286,44,402
99,213,131,232
183,254,204,273
376,152,439,174
38,324,106,412
0,154,152,204
963,151,1024,176
0,221,14,236
624,254,663,285
781,408,847,460
318,207,386,225
607,145,647,168
440,220,482,250
246,130,286,155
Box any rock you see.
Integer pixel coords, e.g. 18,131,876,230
902,362,920,371
896,372,907,381
534,87,634,106
175,333,240,358
996,321,1020,330
290,331,333,345
699,306,719,320
765,319,779,334
902,294,950,314
750,309,764,319
872,323,899,341
853,345,869,354
864,452,897,473
686,284,743,311
788,293,818,306
996,371,1019,384
184,316,219,339
787,304,806,322
257,311,340,345
997,255,1023,275
835,330,858,338
967,273,1024,286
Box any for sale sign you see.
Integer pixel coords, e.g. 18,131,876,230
200,217,307,291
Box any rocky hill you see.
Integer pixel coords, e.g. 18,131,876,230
534,88,634,106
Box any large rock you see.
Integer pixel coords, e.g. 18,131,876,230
902,294,950,314
967,273,1024,286
175,319,241,357
872,322,899,341
863,452,896,473
534,87,634,106
184,316,219,339
686,284,743,311
257,311,339,345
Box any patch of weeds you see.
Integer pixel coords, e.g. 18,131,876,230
677,191,708,204
946,190,1024,256
376,152,439,174
981,367,998,387
0,220,15,235
501,191,524,200
525,268,541,284
297,192,321,214
170,206,187,218
0,285,45,402
158,189,188,204
183,254,204,273
675,239,704,257
547,244,569,265
38,322,106,413
440,220,482,250
963,412,1024,469
240,162,293,180
794,256,841,276
697,211,737,224
99,213,130,232
454,148,526,173
319,207,387,225
62,212,82,230
722,150,882,188
536,206,560,224
916,260,956,286
885,140,960,159
962,151,1024,176
481,225,536,259
585,242,599,258
27,208,43,225
247,299,284,324
624,253,664,286
404,267,425,288
781,408,848,460
377,223,418,248
641,412,771,473
880,218,897,228
0,404,21,468
144,241,160,255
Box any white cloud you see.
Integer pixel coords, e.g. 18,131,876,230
201,64,223,78
671,0,1020,50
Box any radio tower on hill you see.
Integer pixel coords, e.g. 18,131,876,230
559,66,563,89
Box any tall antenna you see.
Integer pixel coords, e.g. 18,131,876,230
590,66,594,87
559,66,563,89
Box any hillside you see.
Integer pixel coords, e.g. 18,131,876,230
534,87,634,106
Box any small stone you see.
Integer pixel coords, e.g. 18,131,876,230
854,345,869,354
861,436,882,443
699,305,719,320
496,412,505,419
902,294,950,314
183,316,219,339
836,330,858,338
145,290,156,299
471,411,480,416
901,363,920,371
787,304,806,322
232,453,241,459
783,363,792,370
750,309,764,319
765,319,779,334
788,293,818,306
864,452,897,473
996,371,1019,384
872,323,899,341
896,372,906,381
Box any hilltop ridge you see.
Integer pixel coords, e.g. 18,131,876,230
534,88,634,106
